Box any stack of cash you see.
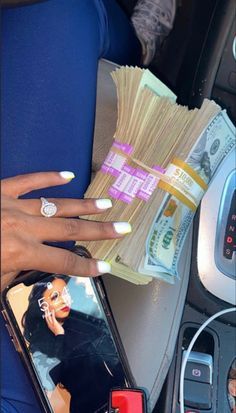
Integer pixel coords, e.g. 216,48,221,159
79,67,236,284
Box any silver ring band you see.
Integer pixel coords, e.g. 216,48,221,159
40,197,57,218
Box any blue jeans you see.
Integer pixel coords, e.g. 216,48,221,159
1,1,141,411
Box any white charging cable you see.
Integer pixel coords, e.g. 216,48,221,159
180,307,236,413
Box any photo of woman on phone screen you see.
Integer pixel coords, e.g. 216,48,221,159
21,275,126,413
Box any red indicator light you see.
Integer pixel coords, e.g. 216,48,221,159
227,236,233,243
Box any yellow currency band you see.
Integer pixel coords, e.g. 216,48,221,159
158,181,197,211
104,149,207,210
158,158,208,211
171,158,208,190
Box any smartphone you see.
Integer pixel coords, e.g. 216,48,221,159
1,247,134,413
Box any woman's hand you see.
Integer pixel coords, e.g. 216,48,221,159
1,171,132,287
44,309,65,336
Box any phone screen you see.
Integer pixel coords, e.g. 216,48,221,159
6,275,130,413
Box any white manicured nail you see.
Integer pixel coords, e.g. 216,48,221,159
113,222,132,234
59,171,75,180
95,199,112,210
97,261,111,274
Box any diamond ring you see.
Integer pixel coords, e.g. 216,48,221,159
40,197,57,218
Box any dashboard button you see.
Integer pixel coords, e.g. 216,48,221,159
183,351,213,385
185,362,211,384
184,380,212,410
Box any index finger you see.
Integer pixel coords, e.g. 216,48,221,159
1,171,75,198
44,311,53,326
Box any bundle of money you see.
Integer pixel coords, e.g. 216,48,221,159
79,66,236,284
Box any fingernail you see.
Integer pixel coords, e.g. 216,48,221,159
113,222,132,234
97,261,111,274
95,199,112,210
59,171,75,181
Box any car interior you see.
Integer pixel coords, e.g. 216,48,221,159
1,0,235,412
92,0,236,412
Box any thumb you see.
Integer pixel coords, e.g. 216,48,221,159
1,171,75,198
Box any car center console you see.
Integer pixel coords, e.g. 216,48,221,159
156,147,236,413
153,1,236,410
197,150,235,306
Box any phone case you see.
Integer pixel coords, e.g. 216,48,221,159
1,246,135,413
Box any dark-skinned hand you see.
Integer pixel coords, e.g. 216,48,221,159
1,171,132,288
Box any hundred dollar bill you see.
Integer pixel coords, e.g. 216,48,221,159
143,110,236,283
